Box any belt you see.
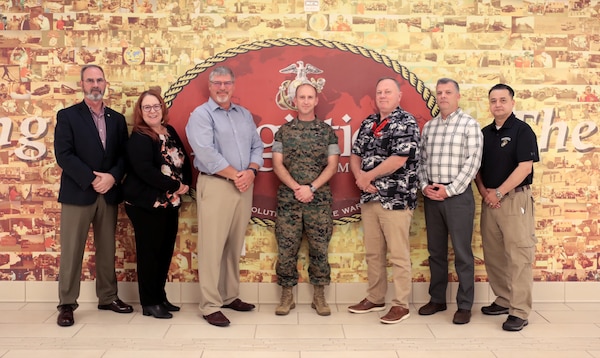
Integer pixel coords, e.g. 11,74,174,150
200,172,231,181
506,184,530,196
428,181,451,185
514,185,530,192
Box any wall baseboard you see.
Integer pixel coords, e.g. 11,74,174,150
1,281,599,303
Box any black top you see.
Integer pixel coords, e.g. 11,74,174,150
54,101,128,206
479,113,539,188
123,125,192,209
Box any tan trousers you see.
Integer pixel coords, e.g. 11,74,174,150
361,201,413,309
480,188,536,320
196,175,253,316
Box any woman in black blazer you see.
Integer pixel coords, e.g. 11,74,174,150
123,89,191,319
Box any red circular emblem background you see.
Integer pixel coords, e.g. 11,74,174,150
166,41,435,222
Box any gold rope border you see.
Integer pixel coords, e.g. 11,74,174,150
164,37,439,116
165,38,438,227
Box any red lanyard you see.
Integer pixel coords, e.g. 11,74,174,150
371,118,389,138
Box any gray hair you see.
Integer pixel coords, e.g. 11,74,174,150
209,66,235,82
80,64,105,81
376,77,401,91
436,78,460,93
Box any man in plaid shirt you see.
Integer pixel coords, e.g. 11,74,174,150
417,78,483,325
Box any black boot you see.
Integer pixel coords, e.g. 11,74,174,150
162,300,180,312
142,304,172,319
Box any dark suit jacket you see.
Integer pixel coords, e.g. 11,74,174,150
54,101,128,206
123,125,192,209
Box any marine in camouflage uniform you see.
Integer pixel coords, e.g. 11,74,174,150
272,83,340,316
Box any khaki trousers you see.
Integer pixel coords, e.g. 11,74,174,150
196,175,253,316
480,188,536,319
361,201,413,309
58,195,118,309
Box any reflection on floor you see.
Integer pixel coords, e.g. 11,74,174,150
0,301,600,358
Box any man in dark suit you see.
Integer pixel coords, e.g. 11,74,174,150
54,64,132,327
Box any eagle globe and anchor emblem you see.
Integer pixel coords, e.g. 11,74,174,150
276,60,326,111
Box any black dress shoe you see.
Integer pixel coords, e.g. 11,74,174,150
98,299,134,313
142,304,173,319
222,298,255,311
57,305,74,327
481,302,509,315
163,300,180,312
203,311,230,327
502,315,528,331
418,301,447,315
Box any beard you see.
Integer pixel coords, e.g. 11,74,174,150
84,88,104,101
214,93,230,104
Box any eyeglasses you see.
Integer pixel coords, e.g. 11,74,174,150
84,78,105,84
141,104,162,112
210,81,234,87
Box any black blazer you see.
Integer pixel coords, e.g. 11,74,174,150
123,125,192,209
54,101,128,206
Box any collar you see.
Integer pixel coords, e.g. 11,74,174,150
208,97,239,112
293,117,318,123
376,106,403,122
438,108,461,122
491,113,517,131
83,100,105,116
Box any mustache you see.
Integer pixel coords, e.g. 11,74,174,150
85,92,103,100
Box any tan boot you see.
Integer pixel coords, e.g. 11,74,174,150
311,285,331,316
275,286,295,315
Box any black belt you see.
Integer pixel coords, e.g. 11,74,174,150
506,184,530,196
514,184,530,192
428,181,451,185
200,172,231,181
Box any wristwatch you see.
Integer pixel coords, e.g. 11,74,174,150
248,167,257,176
309,184,317,193
495,189,503,200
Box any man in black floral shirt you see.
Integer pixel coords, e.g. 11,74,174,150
347,77,420,325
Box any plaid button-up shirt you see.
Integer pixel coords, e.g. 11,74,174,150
417,108,483,197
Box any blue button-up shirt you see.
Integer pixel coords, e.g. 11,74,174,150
186,97,264,173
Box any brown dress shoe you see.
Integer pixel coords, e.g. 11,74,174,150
98,299,134,313
203,311,230,327
57,305,74,327
222,298,255,311
418,301,447,315
453,309,471,324
347,298,386,313
380,306,410,324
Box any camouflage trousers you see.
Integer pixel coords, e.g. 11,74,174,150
275,199,332,287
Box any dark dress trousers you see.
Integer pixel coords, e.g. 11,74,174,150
123,125,192,306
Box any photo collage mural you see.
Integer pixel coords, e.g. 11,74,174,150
0,0,599,284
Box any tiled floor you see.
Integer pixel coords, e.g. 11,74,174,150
1,301,599,358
